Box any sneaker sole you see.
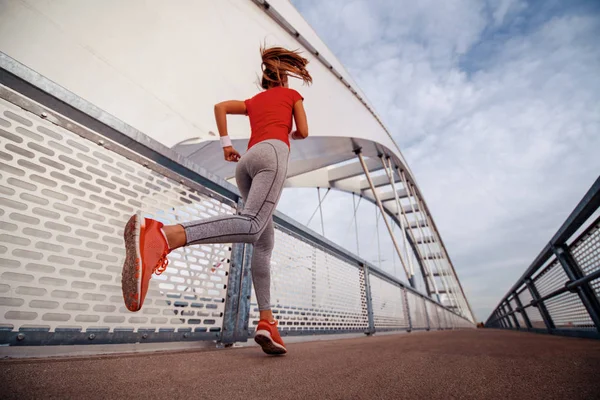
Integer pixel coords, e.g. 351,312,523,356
254,330,287,355
121,212,143,312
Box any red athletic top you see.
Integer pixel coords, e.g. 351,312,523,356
244,87,304,150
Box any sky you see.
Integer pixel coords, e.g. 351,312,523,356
278,0,600,321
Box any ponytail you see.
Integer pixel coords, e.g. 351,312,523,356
260,46,313,89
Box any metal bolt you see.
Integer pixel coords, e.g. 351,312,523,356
98,140,104,146
183,333,189,338
142,333,148,339
41,112,48,118
16,333,25,341
88,333,96,340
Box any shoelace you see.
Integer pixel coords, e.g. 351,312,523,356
153,253,169,275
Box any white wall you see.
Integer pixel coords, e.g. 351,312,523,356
0,0,401,160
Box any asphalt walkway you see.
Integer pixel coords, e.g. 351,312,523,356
2,329,600,399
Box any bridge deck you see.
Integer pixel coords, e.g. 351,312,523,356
3,330,600,399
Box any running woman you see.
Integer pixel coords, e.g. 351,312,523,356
121,46,312,355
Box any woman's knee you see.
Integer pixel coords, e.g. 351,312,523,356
244,219,270,243
247,231,262,243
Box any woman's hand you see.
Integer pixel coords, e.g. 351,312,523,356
223,146,241,162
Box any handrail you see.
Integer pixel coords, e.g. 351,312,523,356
487,177,600,316
485,176,600,339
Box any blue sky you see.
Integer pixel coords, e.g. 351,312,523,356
280,0,600,321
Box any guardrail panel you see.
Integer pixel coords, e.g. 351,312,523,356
571,221,600,300
426,300,440,329
369,275,408,330
0,97,234,339
533,261,593,329
516,289,544,329
248,227,369,333
406,291,427,329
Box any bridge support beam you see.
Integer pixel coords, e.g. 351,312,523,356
417,197,462,315
395,168,440,297
381,156,415,284
356,150,413,286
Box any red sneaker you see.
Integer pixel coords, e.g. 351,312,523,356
254,319,287,355
121,212,170,312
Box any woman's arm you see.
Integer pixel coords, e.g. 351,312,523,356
214,100,247,162
291,100,308,140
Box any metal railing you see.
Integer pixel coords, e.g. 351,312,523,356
0,54,473,347
485,176,600,339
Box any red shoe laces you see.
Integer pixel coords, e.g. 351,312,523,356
153,252,169,275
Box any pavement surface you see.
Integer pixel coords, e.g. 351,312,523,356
2,329,600,399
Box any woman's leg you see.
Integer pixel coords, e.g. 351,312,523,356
164,140,288,250
252,219,275,321
122,140,287,313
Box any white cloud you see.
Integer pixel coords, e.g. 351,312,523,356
492,0,527,26
286,0,600,321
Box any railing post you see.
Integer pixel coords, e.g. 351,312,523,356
513,292,532,329
501,304,513,328
403,287,412,332
505,300,520,329
442,308,448,330
220,199,254,345
501,310,509,329
236,243,254,341
525,278,555,332
553,245,600,331
423,298,431,331
362,263,376,335
498,307,505,328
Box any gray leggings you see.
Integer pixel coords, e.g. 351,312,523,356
181,139,289,311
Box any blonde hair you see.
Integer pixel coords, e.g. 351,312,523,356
260,46,313,89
